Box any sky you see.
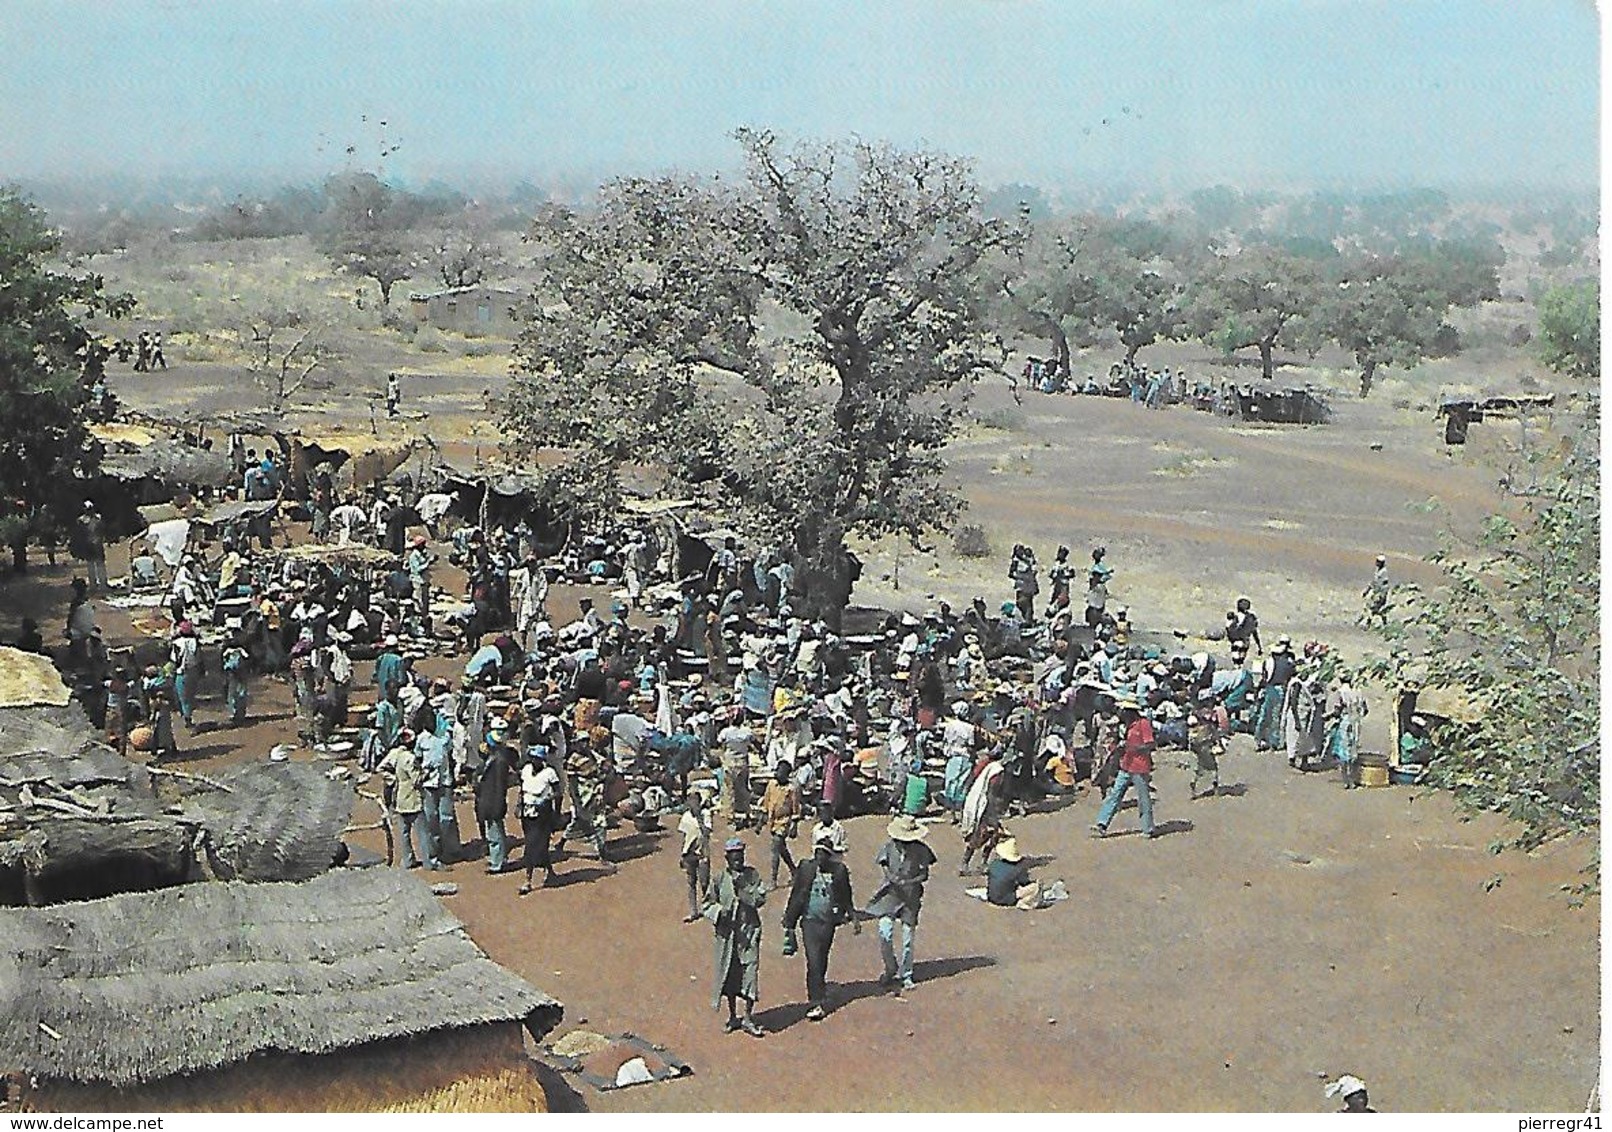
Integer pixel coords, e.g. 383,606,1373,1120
1,0,1599,194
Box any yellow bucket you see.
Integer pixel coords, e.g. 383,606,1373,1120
1356,753,1390,788
1358,764,1390,788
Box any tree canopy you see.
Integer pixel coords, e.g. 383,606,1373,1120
0,188,133,561
316,172,420,305
502,129,1020,621
1185,245,1327,380
1535,278,1599,382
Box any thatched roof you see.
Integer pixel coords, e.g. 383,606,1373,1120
276,542,397,567
0,648,71,709
193,499,278,527
101,438,235,489
0,869,562,1086
178,763,354,882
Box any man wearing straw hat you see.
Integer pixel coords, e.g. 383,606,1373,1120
705,837,768,1037
868,814,937,992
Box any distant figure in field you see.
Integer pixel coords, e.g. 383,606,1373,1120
386,373,401,417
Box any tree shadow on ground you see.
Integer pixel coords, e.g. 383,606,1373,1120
753,954,997,1033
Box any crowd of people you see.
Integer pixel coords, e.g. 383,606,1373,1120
26,442,1399,1043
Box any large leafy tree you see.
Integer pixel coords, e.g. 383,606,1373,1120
1185,244,1329,380
502,129,1020,623
0,188,133,568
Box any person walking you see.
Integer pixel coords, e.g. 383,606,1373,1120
1363,555,1390,622
1188,689,1228,799
678,786,714,922
168,621,202,731
476,717,513,874
406,535,434,634
221,629,249,727
782,829,857,1021
758,761,801,888
1091,701,1158,839
958,756,1006,875
867,814,936,993
516,747,561,892
706,837,768,1037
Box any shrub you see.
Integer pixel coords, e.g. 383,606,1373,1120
953,524,991,559
976,406,1025,432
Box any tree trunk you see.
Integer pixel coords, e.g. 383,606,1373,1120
1049,322,1071,378
377,278,394,306
1124,340,1140,365
1258,337,1275,381
1358,358,1377,399
10,539,26,574
792,516,853,632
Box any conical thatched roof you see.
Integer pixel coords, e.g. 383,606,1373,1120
177,762,354,882
0,870,561,1086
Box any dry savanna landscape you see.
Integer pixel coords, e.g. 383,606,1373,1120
0,2,1599,1117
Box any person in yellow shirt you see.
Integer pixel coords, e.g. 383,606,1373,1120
758,761,801,888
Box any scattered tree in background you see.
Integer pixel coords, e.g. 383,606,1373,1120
1185,244,1328,380
1535,278,1599,382
317,172,420,306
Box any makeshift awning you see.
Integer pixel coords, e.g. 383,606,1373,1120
101,439,234,489
277,543,398,566
142,519,191,568
193,499,279,527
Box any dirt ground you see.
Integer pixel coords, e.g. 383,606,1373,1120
6,337,1596,1112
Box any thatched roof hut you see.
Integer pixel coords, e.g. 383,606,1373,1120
0,870,562,1111
176,762,354,883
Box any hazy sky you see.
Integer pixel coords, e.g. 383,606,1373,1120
2,0,1599,192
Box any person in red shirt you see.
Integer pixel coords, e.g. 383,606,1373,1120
1090,702,1157,838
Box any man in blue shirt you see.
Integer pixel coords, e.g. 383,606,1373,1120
416,718,461,867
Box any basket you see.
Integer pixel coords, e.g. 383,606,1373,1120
129,725,155,752
1358,764,1390,788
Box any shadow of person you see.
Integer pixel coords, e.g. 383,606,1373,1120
754,955,999,1032
1212,783,1248,798
1150,818,1195,838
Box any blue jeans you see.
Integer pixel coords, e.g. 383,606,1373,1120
878,916,916,985
422,786,460,864
1253,686,1285,749
1096,770,1154,835
174,669,197,725
481,818,508,872
396,810,436,869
